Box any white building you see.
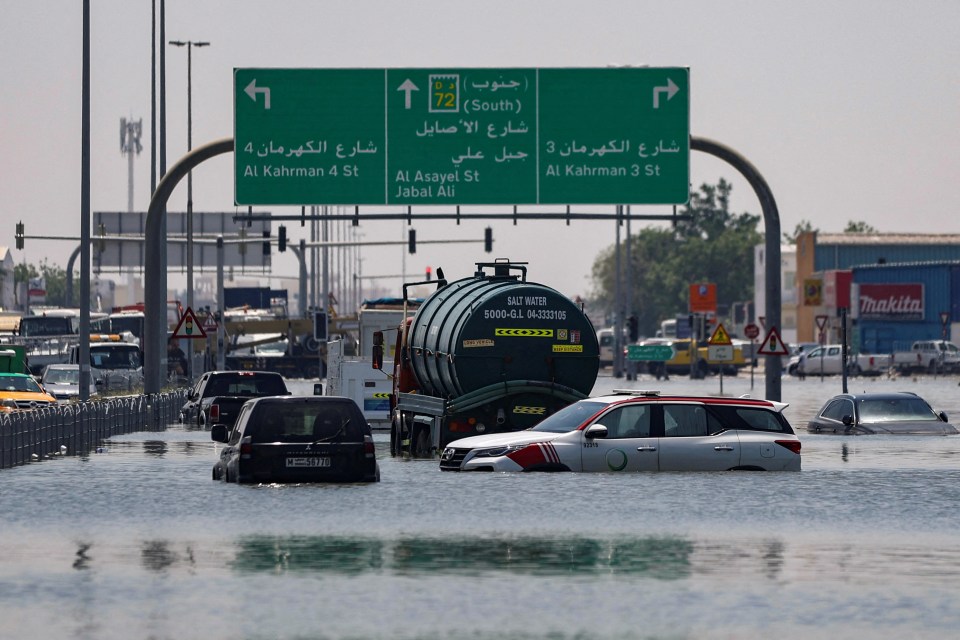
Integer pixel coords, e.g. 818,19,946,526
753,243,797,344
0,246,16,311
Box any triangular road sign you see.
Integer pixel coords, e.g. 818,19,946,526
201,311,218,333
757,327,789,356
172,306,207,340
708,322,732,346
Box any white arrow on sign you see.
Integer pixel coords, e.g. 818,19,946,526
397,79,419,110
244,79,271,110
653,78,679,109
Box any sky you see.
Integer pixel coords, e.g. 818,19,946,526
2,0,958,306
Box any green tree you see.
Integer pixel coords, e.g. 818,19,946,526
590,179,762,336
13,261,72,307
782,219,818,244
844,220,877,233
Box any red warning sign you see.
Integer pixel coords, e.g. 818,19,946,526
757,327,789,356
171,306,207,340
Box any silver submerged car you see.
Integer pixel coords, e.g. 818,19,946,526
440,390,802,472
40,364,98,403
806,392,958,435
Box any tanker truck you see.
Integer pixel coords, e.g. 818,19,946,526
374,259,600,456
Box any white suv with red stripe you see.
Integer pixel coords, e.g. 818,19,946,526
439,390,801,472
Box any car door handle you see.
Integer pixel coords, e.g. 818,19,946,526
636,446,657,452
713,446,735,451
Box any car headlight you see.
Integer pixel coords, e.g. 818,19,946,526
1,398,16,409
473,443,538,458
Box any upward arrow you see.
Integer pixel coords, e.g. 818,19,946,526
397,79,419,110
244,79,271,110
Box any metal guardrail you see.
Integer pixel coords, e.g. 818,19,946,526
0,389,189,470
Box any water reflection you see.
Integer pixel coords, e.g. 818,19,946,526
141,540,177,572
73,542,93,571
230,534,726,580
142,440,167,458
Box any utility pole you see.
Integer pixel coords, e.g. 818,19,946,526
169,39,209,378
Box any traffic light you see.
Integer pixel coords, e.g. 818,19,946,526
484,227,493,253
408,228,416,254
262,230,270,256
15,221,24,250
278,225,287,252
425,266,432,281
628,315,639,342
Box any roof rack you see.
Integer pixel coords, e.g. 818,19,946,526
611,389,661,397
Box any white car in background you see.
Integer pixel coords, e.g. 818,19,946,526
440,390,801,472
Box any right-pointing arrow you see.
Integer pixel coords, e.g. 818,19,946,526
653,78,679,109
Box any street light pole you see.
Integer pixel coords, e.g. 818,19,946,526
169,39,209,377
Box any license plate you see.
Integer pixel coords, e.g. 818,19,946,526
286,457,331,468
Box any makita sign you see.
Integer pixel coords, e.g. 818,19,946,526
858,283,924,320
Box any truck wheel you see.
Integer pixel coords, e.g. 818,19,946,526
390,420,399,456
301,334,321,354
198,411,205,428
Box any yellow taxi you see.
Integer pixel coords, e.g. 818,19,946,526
642,339,748,379
0,373,57,412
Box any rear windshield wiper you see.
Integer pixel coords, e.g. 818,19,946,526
312,417,350,444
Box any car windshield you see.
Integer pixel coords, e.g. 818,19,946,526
530,401,607,433
44,369,80,384
247,402,364,443
90,347,142,370
1,375,43,393
857,397,938,422
207,374,286,396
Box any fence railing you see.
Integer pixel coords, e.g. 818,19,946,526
0,389,189,470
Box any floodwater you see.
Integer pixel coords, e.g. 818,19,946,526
2,370,960,639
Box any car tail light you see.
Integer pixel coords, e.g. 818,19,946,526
363,435,375,457
240,442,253,455
775,440,801,454
209,404,220,421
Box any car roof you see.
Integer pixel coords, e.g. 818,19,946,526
248,395,358,405
590,390,787,411
45,364,79,370
0,372,31,379
828,392,923,401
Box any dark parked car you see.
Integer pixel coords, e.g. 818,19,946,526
807,392,958,435
211,396,379,483
181,370,289,427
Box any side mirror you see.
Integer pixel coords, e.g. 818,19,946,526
210,424,229,443
584,424,608,439
372,331,384,370
939,411,948,423
842,415,854,427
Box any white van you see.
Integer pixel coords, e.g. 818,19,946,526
597,328,619,368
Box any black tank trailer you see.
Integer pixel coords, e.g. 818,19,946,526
379,259,600,456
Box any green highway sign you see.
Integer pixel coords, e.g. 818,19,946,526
234,68,689,206
626,344,676,361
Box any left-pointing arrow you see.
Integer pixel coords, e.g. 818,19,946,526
245,79,271,110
